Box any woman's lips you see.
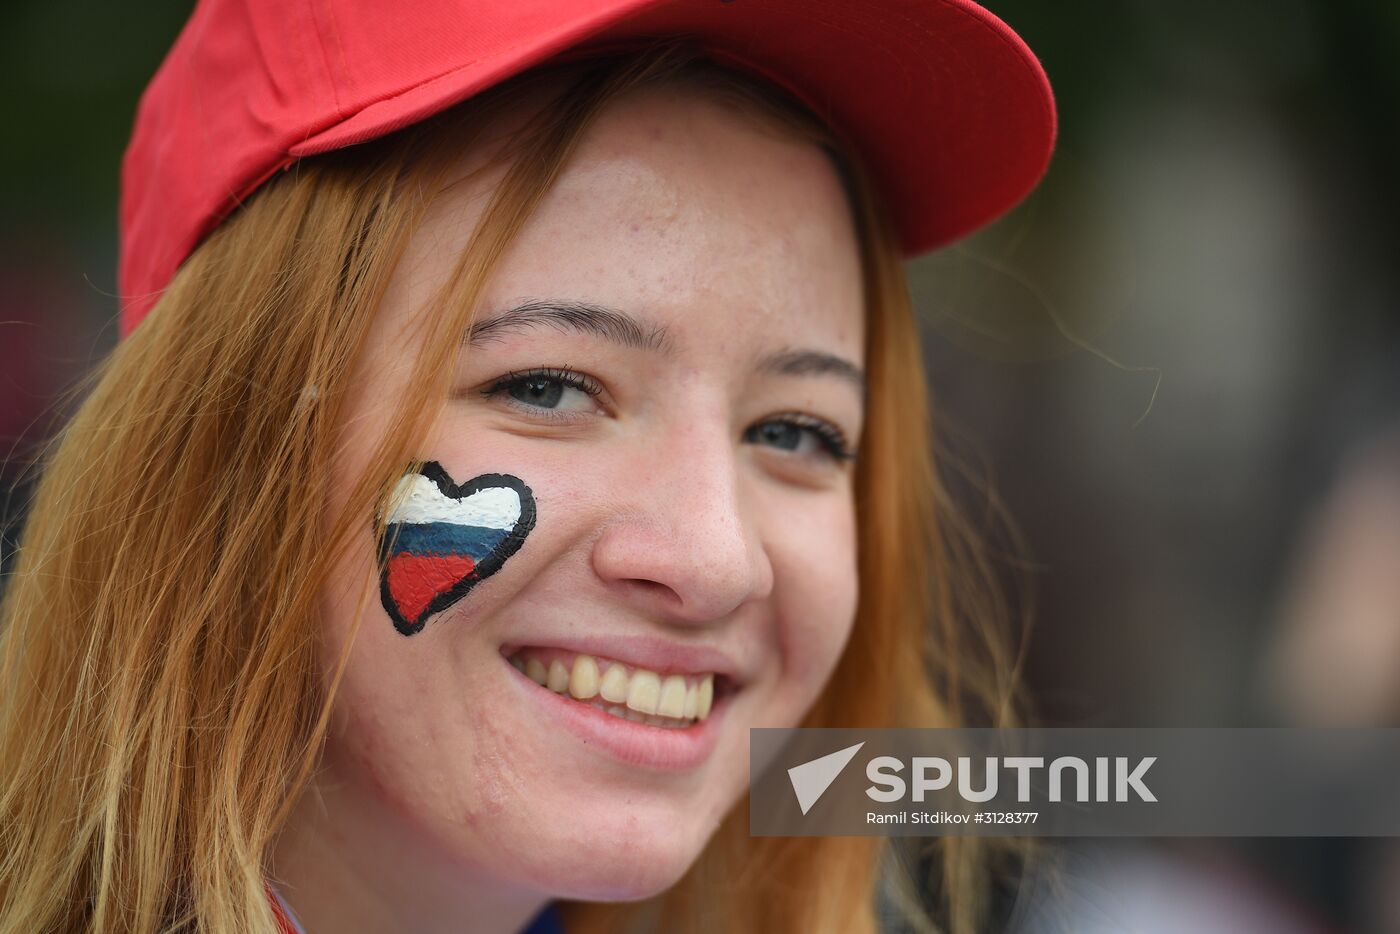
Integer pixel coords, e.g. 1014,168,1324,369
503,652,731,771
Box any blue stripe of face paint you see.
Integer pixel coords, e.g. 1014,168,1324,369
386,522,513,560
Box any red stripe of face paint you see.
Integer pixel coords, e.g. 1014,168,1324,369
385,553,477,625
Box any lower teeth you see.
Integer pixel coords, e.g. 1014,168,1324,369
588,698,694,729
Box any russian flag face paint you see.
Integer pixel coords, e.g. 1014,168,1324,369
378,462,536,636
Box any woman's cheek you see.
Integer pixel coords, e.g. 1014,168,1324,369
767,492,859,700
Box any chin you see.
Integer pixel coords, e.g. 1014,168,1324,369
492,803,718,901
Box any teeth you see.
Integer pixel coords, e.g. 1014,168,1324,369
697,675,713,720
626,670,661,715
683,682,699,719
568,655,599,699
596,700,690,729
509,649,722,728
657,675,688,718
547,660,570,693
599,664,629,703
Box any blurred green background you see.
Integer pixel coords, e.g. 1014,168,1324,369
3,1,1400,931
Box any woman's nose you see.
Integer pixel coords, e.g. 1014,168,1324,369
589,430,775,625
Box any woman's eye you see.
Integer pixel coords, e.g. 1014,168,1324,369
481,367,603,415
476,373,853,462
743,415,856,464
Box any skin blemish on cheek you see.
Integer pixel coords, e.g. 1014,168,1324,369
377,462,537,636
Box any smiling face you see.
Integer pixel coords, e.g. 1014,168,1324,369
292,80,865,919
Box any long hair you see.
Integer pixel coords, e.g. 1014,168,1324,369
0,43,1029,934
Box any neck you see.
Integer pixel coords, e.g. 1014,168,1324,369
269,773,551,934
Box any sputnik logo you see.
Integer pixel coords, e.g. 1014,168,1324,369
787,742,865,815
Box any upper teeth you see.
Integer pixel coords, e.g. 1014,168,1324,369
509,651,715,723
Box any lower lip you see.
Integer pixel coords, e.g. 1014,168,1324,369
505,658,730,771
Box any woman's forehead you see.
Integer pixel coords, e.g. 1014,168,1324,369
396,84,865,360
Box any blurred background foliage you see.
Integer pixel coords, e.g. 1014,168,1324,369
3,1,1399,930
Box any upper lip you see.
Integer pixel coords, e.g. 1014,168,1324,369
500,633,748,685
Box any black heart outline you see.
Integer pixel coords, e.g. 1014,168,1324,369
377,462,537,636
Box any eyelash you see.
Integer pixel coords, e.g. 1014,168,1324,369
479,366,857,463
479,366,603,420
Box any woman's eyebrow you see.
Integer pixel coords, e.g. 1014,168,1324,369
465,299,864,396
756,348,867,398
465,299,673,351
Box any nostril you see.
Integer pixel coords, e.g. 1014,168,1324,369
613,577,760,627
625,579,670,596
617,577,683,609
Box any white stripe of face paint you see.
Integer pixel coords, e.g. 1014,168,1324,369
385,473,523,529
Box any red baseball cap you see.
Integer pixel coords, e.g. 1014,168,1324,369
117,0,1056,336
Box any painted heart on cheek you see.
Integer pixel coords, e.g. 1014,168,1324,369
378,462,536,636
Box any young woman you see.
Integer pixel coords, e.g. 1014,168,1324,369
0,2,1055,932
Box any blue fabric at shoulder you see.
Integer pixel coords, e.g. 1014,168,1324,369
521,902,564,934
